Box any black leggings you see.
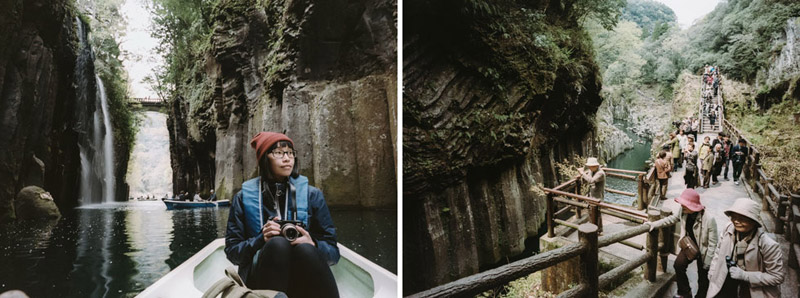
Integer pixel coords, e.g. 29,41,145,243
248,237,340,298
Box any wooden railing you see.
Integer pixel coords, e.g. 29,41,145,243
722,120,790,235
544,168,650,251
408,209,679,298
719,84,800,290
788,194,800,274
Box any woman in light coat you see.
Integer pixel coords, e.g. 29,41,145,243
662,189,718,297
707,198,783,297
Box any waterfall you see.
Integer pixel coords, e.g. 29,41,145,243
126,111,172,199
75,17,117,204
97,76,116,203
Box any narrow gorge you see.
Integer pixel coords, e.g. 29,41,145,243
165,0,398,208
403,0,611,292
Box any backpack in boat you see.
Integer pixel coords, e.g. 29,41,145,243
202,266,288,298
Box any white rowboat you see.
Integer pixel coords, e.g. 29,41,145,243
136,238,397,297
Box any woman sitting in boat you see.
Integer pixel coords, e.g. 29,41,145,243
225,132,339,297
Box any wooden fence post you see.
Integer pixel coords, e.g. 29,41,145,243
637,174,645,210
579,223,599,298
575,179,583,218
589,204,602,233
777,194,787,234
645,210,660,282
658,206,672,273
791,194,800,269
547,193,554,237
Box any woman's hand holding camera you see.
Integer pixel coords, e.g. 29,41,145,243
291,226,315,247
262,216,315,246
262,217,281,242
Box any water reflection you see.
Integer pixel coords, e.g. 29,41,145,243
0,202,395,297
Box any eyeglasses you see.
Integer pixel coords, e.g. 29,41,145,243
270,150,297,158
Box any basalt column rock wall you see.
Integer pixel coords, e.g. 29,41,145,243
0,0,83,222
404,0,605,293
168,0,397,207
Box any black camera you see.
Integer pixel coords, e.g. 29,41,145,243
726,256,736,268
273,219,305,241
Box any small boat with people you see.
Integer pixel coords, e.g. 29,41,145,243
136,238,397,297
163,200,230,210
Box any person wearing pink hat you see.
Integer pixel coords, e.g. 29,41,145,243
662,189,718,298
225,132,340,297
707,198,783,297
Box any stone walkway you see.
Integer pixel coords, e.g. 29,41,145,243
655,132,798,297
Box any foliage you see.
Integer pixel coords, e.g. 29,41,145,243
621,0,676,38
571,0,627,31
723,79,800,193
587,20,645,85
683,0,800,83
476,272,555,298
147,0,217,97
76,0,139,173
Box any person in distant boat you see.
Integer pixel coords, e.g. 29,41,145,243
208,189,217,201
578,157,605,201
225,132,339,297
193,192,202,202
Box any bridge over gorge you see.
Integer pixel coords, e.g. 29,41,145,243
128,97,165,108
408,75,800,298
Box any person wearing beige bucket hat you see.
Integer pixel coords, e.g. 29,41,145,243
661,189,718,298
707,198,783,298
578,157,606,201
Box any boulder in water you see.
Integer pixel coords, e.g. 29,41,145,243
15,186,61,220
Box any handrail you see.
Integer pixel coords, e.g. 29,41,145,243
715,74,790,237
408,208,679,298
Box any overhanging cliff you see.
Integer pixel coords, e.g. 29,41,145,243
403,0,605,293
167,0,397,207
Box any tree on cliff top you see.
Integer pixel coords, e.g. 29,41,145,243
147,0,216,96
622,0,676,38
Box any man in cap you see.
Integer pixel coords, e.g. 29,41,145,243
707,198,783,297
579,157,606,201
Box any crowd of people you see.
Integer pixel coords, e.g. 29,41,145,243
644,66,780,297
703,65,721,131
171,189,217,202
571,65,780,297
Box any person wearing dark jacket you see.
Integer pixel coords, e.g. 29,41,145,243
225,132,339,297
730,139,750,185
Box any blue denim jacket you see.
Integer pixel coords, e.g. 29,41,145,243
224,175,339,283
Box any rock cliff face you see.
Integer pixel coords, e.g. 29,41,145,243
766,17,800,88
168,0,397,207
404,0,604,293
0,0,84,222
758,17,800,107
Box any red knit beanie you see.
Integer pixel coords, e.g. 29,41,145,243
250,132,294,161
